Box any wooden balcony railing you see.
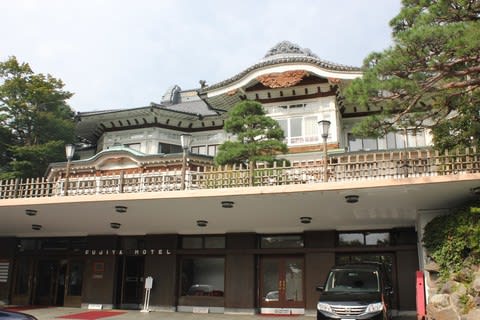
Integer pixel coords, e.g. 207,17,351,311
1,148,479,199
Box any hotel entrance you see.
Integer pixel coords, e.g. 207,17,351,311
11,258,84,307
260,256,304,314
116,256,145,309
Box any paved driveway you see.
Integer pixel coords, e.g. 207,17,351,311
4,307,417,320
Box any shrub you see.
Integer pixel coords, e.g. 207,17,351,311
423,200,480,278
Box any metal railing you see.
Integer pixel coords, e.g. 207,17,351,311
1,148,479,199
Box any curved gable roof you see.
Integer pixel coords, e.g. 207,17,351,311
201,41,361,94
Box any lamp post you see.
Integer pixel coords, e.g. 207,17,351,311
180,134,192,190
64,144,75,196
318,120,331,182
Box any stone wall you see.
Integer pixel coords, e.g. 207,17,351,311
426,264,480,320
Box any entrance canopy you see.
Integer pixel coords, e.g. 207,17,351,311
1,174,478,237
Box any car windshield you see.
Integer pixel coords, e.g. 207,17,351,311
325,269,379,292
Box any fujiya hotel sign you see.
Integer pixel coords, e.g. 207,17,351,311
84,249,173,256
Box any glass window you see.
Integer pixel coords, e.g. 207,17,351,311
363,138,377,151
208,145,217,156
339,232,391,246
205,236,225,249
348,134,363,152
158,143,182,154
365,232,390,246
386,132,396,149
277,119,288,138
290,118,302,138
338,233,365,246
304,117,318,142
182,237,203,249
197,146,207,155
181,257,224,297
67,261,84,296
395,132,406,149
416,130,426,147
260,235,304,248
182,236,226,249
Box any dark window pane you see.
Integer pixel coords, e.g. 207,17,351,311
67,262,84,296
158,143,182,154
182,237,203,249
14,259,30,295
365,232,390,246
261,235,304,248
338,233,365,246
204,237,225,249
181,258,224,296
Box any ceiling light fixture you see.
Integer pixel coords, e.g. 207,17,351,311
25,209,37,216
221,201,234,208
32,224,42,231
345,195,359,203
115,205,128,213
300,216,312,224
110,222,121,229
196,220,208,227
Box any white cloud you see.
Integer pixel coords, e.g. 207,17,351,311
0,0,401,112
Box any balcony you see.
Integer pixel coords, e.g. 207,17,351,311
1,148,479,200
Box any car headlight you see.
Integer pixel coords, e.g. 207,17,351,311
365,302,384,313
317,302,332,313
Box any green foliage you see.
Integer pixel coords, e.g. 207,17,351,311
0,56,75,178
214,100,288,166
344,0,480,151
423,201,480,278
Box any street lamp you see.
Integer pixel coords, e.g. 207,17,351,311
318,120,331,182
64,144,75,196
180,134,192,190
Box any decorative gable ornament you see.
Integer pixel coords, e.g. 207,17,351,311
256,70,308,88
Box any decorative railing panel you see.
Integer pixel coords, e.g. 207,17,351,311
1,148,479,199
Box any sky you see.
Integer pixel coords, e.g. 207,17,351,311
1,0,402,113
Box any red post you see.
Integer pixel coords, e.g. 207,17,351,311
416,271,426,320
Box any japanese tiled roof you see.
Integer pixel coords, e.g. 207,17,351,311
201,41,360,92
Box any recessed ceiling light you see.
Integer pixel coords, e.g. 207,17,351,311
345,195,359,203
115,205,128,213
300,217,312,224
221,201,234,208
196,220,208,227
110,222,121,229
25,209,37,216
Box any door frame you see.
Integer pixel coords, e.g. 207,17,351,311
259,255,305,314
63,259,85,307
119,256,145,309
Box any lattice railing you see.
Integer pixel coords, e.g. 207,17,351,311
1,148,479,199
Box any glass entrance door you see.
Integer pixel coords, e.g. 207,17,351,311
33,260,60,306
260,257,304,312
63,260,84,307
121,256,145,308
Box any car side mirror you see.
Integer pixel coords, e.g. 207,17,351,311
316,286,324,292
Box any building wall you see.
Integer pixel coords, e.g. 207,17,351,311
0,238,16,305
144,235,178,311
82,236,118,308
4,229,418,313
